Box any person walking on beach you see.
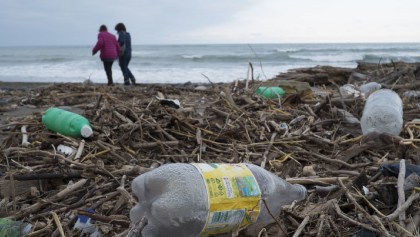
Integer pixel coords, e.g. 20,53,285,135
92,25,120,86
115,22,136,85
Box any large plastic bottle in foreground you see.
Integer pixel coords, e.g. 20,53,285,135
42,108,93,138
360,89,403,136
130,163,307,237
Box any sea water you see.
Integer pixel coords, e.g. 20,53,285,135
1,43,420,84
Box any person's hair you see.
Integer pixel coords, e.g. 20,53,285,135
115,23,126,32
99,25,107,32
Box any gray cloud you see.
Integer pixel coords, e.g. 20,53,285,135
0,0,256,46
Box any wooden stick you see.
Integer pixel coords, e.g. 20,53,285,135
12,179,87,219
337,178,390,236
261,132,277,169
397,159,406,224
74,139,85,160
332,200,379,233
292,215,310,237
51,211,65,237
386,192,420,221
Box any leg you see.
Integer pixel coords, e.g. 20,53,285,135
103,61,113,85
119,56,130,85
125,55,136,84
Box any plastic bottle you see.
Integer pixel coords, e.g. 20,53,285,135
73,209,102,237
130,163,307,237
42,108,93,138
255,87,285,99
339,84,361,98
0,218,32,237
358,82,381,98
360,89,403,136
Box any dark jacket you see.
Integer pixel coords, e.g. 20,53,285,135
117,31,132,56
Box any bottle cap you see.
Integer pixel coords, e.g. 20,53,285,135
81,125,93,138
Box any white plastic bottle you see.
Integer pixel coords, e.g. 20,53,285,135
360,89,403,136
130,163,307,237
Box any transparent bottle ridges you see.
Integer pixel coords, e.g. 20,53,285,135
129,163,307,237
360,89,403,136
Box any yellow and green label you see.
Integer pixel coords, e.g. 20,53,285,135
192,163,261,236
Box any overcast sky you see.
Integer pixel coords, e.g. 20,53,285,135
1,0,420,46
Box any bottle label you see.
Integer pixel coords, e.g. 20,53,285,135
192,163,261,236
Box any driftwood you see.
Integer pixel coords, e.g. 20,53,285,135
0,61,419,236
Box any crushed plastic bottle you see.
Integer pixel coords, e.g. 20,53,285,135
255,87,285,99
360,89,403,136
73,209,102,237
403,90,420,98
0,218,32,237
42,108,93,138
130,163,307,237
339,84,361,98
358,82,381,98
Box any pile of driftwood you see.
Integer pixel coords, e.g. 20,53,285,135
0,61,419,236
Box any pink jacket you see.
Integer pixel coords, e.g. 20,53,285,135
92,31,120,60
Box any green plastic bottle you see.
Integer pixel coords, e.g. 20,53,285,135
42,108,93,138
255,86,285,99
0,218,32,237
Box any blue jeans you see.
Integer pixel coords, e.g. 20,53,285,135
119,53,135,84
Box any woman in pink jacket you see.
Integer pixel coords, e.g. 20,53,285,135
92,25,120,86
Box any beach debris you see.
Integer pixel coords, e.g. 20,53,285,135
358,81,381,98
360,89,403,136
42,107,93,138
57,144,74,156
254,86,285,99
403,90,420,98
339,84,362,98
0,61,419,236
155,96,181,109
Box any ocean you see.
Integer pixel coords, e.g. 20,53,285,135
1,43,420,84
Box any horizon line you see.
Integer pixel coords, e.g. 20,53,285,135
1,41,420,48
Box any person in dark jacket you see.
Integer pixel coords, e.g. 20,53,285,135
92,25,120,86
115,22,136,85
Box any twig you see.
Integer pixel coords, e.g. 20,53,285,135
261,132,277,169
74,139,85,160
337,178,390,236
386,192,420,221
332,200,379,233
262,199,288,236
12,179,88,219
125,216,148,237
397,159,407,225
247,44,267,80
292,215,310,237
51,211,65,237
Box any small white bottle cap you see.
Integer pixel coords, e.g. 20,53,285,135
81,125,93,138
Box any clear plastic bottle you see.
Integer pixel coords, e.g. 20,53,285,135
42,108,93,138
360,89,403,136
358,82,381,98
130,163,307,237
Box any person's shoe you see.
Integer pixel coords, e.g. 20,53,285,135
131,79,136,85
124,81,130,86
